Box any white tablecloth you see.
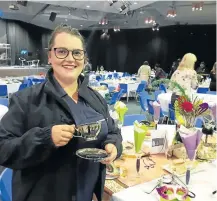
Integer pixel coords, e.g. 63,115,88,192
112,162,217,201
158,92,217,113
0,80,21,95
115,126,217,201
0,104,8,121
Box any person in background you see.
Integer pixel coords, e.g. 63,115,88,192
83,60,92,75
170,53,198,95
209,62,216,91
154,63,167,80
100,66,104,72
168,58,181,79
196,61,206,74
137,61,151,82
0,24,122,201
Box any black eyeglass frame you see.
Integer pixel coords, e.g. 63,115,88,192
50,48,86,60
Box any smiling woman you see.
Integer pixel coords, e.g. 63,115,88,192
0,24,123,201
48,25,87,90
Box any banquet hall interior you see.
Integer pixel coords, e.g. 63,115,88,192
0,1,216,201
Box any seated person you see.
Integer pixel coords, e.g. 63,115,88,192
170,53,198,95
154,64,167,80
168,58,181,79
196,61,206,74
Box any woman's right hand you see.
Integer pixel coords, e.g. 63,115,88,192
51,125,75,147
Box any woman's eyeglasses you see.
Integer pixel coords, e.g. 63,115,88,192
51,48,85,60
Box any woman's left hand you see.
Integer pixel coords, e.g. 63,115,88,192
101,143,117,164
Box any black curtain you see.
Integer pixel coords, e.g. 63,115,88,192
83,25,216,74
41,31,52,65
0,19,7,43
2,19,216,72
6,20,43,65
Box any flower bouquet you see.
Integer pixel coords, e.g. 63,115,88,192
151,79,211,185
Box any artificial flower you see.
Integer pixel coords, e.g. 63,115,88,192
181,101,193,113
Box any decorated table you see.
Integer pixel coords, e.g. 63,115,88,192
0,104,8,121
158,92,217,113
105,83,217,201
104,125,217,201
111,163,216,201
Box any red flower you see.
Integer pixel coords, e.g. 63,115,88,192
181,101,193,112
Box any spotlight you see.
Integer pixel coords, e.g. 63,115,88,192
108,0,118,6
119,4,127,13
99,18,108,25
167,9,177,18
113,26,120,32
101,29,110,40
152,23,159,31
192,2,203,12
145,17,155,24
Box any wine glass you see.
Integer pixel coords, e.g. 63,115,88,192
134,128,147,178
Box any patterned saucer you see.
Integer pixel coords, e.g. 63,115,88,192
76,148,108,162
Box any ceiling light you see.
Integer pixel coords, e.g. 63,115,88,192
114,26,120,32
167,9,177,18
134,2,138,5
99,18,108,25
101,29,110,40
144,17,155,24
192,2,203,12
152,23,160,31
80,25,83,27
86,5,90,8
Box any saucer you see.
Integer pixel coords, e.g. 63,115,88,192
76,148,108,162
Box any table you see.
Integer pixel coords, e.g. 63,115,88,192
112,162,217,201
104,125,175,195
105,125,216,201
158,92,217,113
0,104,8,120
0,80,22,95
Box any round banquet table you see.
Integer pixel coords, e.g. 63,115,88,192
158,92,217,113
0,104,8,121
